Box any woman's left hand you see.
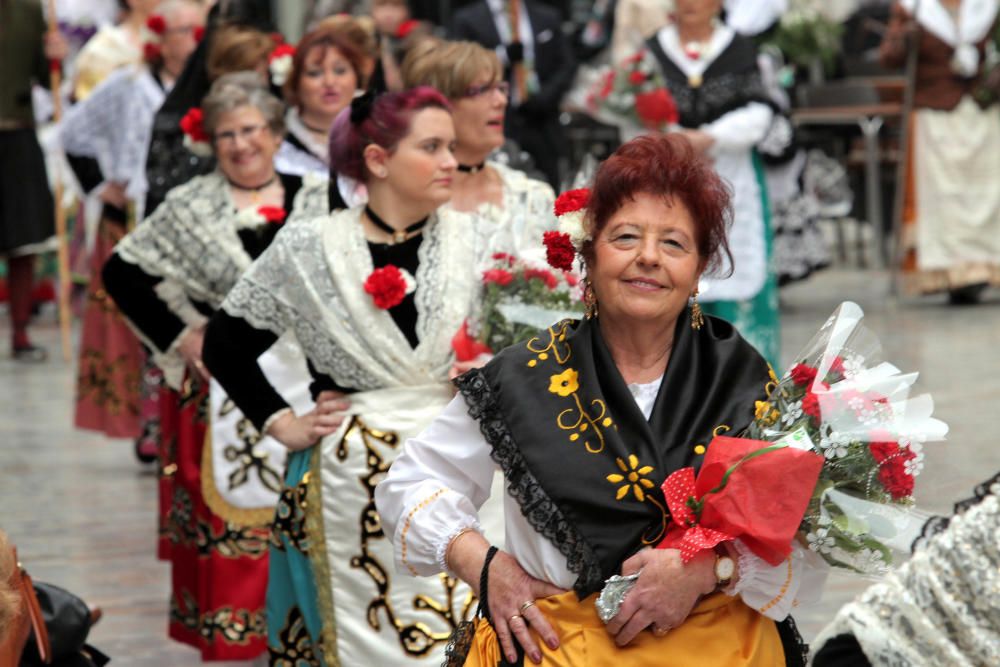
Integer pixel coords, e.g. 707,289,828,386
604,548,716,647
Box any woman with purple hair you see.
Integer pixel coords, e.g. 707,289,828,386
204,87,501,665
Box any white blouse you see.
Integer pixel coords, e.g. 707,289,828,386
376,377,826,621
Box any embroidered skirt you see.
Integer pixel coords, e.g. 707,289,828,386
73,215,143,438
165,378,270,660
458,591,784,666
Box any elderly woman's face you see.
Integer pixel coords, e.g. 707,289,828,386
674,0,722,27
451,71,507,156
589,192,702,327
213,105,281,185
297,46,359,126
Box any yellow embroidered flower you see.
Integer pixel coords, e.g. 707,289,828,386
606,455,655,502
548,368,579,397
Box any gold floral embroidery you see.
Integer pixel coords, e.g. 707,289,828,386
606,455,656,501
525,321,573,367
548,368,579,396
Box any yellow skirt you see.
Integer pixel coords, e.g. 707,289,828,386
462,591,783,666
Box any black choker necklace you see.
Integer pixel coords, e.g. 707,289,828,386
364,205,429,244
226,174,277,191
457,161,486,174
300,118,330,134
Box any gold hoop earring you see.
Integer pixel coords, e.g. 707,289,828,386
583,277,599,320
690,288,704,331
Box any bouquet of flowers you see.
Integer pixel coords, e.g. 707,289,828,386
587,50,679,132
454,253,583,359
764,2,844,75
658,302,949,575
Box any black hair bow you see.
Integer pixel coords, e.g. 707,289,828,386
350,90,376,125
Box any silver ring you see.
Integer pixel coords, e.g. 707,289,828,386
652,625,670,637
519,600,536,614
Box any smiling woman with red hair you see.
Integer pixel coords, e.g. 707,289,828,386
378,134,820,667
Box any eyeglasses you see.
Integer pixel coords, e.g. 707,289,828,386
462,81,510,99
214,123,268,145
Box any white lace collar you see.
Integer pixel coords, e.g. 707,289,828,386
285,107,330,164
655,23,736,78
901,0,999,46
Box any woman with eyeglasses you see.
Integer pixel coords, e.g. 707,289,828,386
401,38,557,267
202,88,504,666
101,73,327,661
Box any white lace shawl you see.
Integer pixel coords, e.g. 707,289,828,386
221,205,480,391
813,493,1000,666
113,172,329,387
458,160,557,270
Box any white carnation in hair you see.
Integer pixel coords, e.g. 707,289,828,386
558,210,590,247
182,133,213,158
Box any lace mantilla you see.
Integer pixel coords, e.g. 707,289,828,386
912,470,1000,552
222,206,479,391
816,493,1000,666
454,368,604,595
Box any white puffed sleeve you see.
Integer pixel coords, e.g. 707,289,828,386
703,102,774,154
726,539,829,621
376,394,498,577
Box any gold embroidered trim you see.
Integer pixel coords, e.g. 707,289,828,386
201,429,276,528
758,558,794,614
400,488,449,576
306,444,341,667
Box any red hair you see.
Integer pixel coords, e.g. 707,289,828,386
584,134,733,276
329,87,451,182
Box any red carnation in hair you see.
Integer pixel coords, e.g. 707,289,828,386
270,32,285,45
179,107,209,142
364,265,408,310
143,43,162,63
269,43,296,63
258,206,287,224
194,26,205,43
554,189,590,217
146,15,167,35
543,231,576,272
396,19,420,39
635,88,679,129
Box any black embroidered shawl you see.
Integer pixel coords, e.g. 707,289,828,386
646,31,774,129
454,310,771,598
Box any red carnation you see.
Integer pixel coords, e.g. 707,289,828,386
179,107,209,142
482,269,514,286
258,206,286,224
554,188,590,217
628,70,647,85
625,50,645,65
789,363,818,387
269,43,296,63
146,15,167,35
543,231,576,272
877,454,916,500
194,26,205,43
635,88,679,129
869,441,899,464
270,32,285,45
491,252,516,266
524,267,558,290
143,43,162,63
364,265,407,309
396,19,420,39
801,390,821,419
563,271,579,287
598,70,615,99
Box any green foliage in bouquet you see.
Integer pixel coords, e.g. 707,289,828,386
477,253,583,353
766,11,844,74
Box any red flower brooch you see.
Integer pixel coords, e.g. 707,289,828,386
180,107,211,157
364,265,408,310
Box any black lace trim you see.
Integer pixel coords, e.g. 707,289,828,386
776,615,810,667
454,369,604,596
911,470,1000,552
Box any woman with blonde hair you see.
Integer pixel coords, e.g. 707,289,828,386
401,38,556,264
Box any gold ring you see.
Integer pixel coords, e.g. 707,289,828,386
519,600,536,614
508,613,523,624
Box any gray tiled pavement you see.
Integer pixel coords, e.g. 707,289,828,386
1,268,997,663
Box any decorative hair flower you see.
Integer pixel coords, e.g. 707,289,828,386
141,15,166,63
194,26,205,43
268,44,297,87
543,188,591,271
179,107,212,157
396,19,420,39
364,265,409,309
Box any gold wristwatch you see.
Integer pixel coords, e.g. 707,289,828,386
714,550,735,589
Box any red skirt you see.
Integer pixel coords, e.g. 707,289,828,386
157,383,180,562
164,378,270,660
73,217,143,439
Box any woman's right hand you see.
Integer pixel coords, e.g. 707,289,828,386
178,326,209,381
486,550,565,664
267,391,350,451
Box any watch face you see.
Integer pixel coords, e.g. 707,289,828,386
716,556,735,581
